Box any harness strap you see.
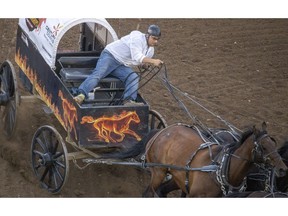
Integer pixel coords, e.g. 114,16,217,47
215,131,270,195
184,141,218,194
215,147,247,195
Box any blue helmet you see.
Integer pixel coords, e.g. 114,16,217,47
147,25,161,37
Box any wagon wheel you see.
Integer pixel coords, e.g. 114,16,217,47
31,125,69,194
0,60,19,139
149,109,168,130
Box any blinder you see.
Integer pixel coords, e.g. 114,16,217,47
252,132,277,165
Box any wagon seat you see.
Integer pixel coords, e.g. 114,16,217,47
57,54,124,105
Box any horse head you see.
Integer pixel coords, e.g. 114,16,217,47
130,111,140,123
80,116,94,124
252,122,288,178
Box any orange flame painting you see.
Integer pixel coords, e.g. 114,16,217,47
15,49,65,129
58,90,78,140
81,111,142,143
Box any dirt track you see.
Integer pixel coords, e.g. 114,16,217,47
0,18,288,197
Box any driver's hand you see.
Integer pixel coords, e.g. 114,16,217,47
153,59,164,67
138,63,151,73
140,63,150,70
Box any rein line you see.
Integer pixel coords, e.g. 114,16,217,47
229,153,251,162
157,64,242,136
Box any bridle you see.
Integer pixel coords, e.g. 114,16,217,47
229,132,277,164
216,130,279,195
252,133,279,165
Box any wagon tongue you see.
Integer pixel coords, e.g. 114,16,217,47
0,92,9,106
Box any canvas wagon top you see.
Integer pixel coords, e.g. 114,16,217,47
18,18,118,69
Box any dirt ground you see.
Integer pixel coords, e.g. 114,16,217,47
0,18,288,198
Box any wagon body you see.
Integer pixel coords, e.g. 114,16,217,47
0,18,167,194
15,18,150,149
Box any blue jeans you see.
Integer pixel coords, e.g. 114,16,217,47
78,50,139,100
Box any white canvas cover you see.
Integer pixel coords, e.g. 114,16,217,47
18,18,118,68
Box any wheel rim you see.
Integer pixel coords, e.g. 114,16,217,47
31,125,69,194
149,109,167,130
0,60,19,139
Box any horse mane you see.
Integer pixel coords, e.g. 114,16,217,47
227,125,268,153
238,125,266,145
227,127,255,152
238,127,252,143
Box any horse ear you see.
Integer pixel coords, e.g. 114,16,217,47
253,125,257,134
262,122,267,131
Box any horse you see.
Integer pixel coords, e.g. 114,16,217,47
154,127,241,197
157,140,288,197
142,122,288,197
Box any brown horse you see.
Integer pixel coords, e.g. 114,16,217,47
143,122,288,197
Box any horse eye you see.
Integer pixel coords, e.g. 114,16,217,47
259,144,266,152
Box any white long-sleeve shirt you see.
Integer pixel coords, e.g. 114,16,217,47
105,30,154,66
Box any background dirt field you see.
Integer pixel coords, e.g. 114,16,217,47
0,18,288,198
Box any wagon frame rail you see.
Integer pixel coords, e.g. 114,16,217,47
82,158,218,173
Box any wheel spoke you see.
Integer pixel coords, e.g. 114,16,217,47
7,103,15,132
53,151,63,159
52,140,59,155
3,110,10,135
34,163,42,170
36,137,48,152
2,66,8,91
54,160,66,169
149,110,167,131
55,168,64,182
150,115,155,130
32,149,45,157
3,102,15,136
52,171,59,190
42,130,52,152
5,67,12,94
157,122,164,129
40,166,49,182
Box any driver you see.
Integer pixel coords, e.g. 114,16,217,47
73,24,163,106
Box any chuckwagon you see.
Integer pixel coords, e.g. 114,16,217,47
0,18,167,193
2,19,284,197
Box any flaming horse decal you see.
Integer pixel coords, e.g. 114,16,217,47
81,111,142,143
58,90,78,140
